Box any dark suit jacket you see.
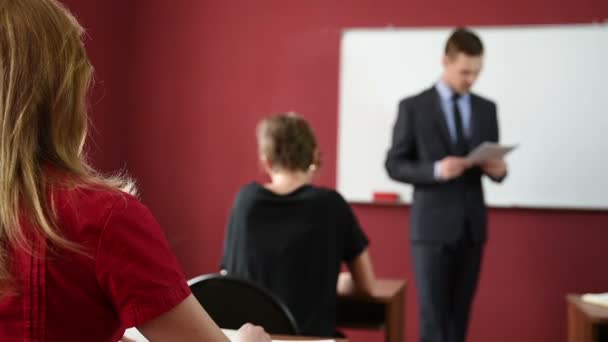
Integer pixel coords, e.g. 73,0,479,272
385,86,503,243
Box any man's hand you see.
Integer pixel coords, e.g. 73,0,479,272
481,159,507,179
439,156,472,180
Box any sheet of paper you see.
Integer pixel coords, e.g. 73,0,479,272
466,142,517,164
123,328,148,341
581,293,608,308
222,329,335,342
273,340,335,342
124,327,335,342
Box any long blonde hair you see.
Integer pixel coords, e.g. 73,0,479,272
0,0,134,293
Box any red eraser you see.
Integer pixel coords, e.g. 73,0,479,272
372,192,400,203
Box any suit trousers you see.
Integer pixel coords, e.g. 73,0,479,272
411,227,484,342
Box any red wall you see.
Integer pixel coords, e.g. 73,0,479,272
73,0,608,341
60,0,133,173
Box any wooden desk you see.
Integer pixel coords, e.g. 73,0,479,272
337,279,406,342
567,294,608,342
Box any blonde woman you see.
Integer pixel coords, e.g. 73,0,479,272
0,1,269,341
221,113,376,337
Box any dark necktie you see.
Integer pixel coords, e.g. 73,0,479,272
452,93,469,155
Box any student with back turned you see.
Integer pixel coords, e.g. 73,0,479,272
221,113,376,337
385,28,508,342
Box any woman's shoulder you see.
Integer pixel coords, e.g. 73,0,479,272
232,182,348,209
307,185,347,203
238,181,262,194
53,185,145,235
228,182,262,210
56,184,138,209
233,181,263,200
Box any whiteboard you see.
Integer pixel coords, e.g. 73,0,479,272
337,24,608,209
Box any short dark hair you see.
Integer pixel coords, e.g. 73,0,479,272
445,27,484,57
257,112,320,172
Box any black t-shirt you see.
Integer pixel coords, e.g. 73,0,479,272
220,182,369,337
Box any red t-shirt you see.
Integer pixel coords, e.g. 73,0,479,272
0,185,191,341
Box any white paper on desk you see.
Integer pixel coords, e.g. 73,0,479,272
222,329,335,342
123,327,148,341
273,339,335,342
124,328,335,342
581,293,608,308
466,142,517,164
273,340,335,342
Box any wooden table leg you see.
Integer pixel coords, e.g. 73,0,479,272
568,299,594,342
385,286,405,342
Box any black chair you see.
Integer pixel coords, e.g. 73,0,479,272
187,273,300,335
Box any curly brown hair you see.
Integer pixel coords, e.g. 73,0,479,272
256,113,320,172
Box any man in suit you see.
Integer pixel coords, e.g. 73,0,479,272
385,28,507,342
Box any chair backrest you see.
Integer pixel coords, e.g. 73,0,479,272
187,273,300,335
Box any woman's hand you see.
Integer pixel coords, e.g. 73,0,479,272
231,323,271,342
